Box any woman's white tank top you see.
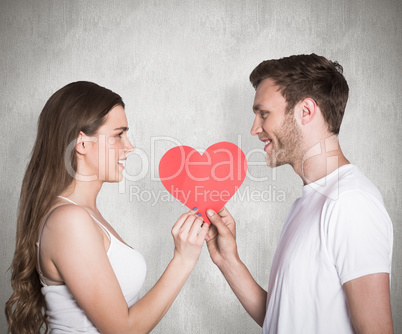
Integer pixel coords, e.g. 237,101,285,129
36,196,147,333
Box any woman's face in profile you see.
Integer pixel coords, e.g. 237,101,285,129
83,105,134,182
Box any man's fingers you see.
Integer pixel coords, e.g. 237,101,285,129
218,206,234,220
216,206,236,238
206,224,218,241
206,209,230,236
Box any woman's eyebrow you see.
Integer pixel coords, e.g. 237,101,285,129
114,126,129,131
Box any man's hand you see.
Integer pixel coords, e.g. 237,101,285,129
204,206,268,326
205,207,239,269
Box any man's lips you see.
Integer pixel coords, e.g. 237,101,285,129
259,138,272,151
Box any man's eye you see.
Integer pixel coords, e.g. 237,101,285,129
261,112,269,119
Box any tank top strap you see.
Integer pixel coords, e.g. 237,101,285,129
87,213,111,241
57,195,77,205
36,205,69,286
57,196,111,240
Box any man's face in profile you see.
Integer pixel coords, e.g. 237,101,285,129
251,78,303,168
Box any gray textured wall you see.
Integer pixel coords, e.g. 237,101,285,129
1,0,401,333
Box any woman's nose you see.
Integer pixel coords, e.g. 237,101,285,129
124,139,135,154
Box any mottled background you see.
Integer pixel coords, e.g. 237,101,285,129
1,0,401,333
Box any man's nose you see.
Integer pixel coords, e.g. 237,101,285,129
250,117,262,136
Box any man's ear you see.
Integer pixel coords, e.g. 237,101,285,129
76,131,89,155
299,98,317,125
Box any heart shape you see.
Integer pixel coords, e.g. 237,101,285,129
159,142,247,223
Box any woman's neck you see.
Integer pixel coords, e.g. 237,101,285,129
60,179,103,210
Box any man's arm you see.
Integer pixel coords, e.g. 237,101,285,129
205,208,267,326
343,273,393,334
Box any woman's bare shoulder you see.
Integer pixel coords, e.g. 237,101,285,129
43,204,102,239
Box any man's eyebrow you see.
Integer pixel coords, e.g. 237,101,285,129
114,126,129,131
252,104,260,113
252,104,270,113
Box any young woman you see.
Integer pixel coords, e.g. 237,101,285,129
5,81,209,333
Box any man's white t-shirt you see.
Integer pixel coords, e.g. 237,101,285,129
262,164,393,334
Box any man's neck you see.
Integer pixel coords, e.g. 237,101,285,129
292,134,350,185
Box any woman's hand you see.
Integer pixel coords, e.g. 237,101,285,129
171,209,209,268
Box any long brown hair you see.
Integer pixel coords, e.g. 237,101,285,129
5,81,124,333
249,54,349,135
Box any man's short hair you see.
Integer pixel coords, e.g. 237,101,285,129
249,54,349,135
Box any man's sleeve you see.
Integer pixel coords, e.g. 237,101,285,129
325,190,393,285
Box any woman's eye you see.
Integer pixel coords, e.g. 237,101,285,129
116,132,123,138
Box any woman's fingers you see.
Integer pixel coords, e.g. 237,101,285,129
172,206,209,242
173,211,208,243
179,213,198,235
171,212,190,234
197,221,209,241
188,216,204,237
172,208,199,234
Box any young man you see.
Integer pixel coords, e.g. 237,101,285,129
205,54,393,333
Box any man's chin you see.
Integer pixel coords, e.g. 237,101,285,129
266,158,287,168
265,148,289,168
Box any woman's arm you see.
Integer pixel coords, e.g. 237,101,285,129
41,205,208,334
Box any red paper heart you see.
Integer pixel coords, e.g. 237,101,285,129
159,142,247,224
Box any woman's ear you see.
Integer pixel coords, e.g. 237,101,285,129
76,131,88,155
299,98,317,126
